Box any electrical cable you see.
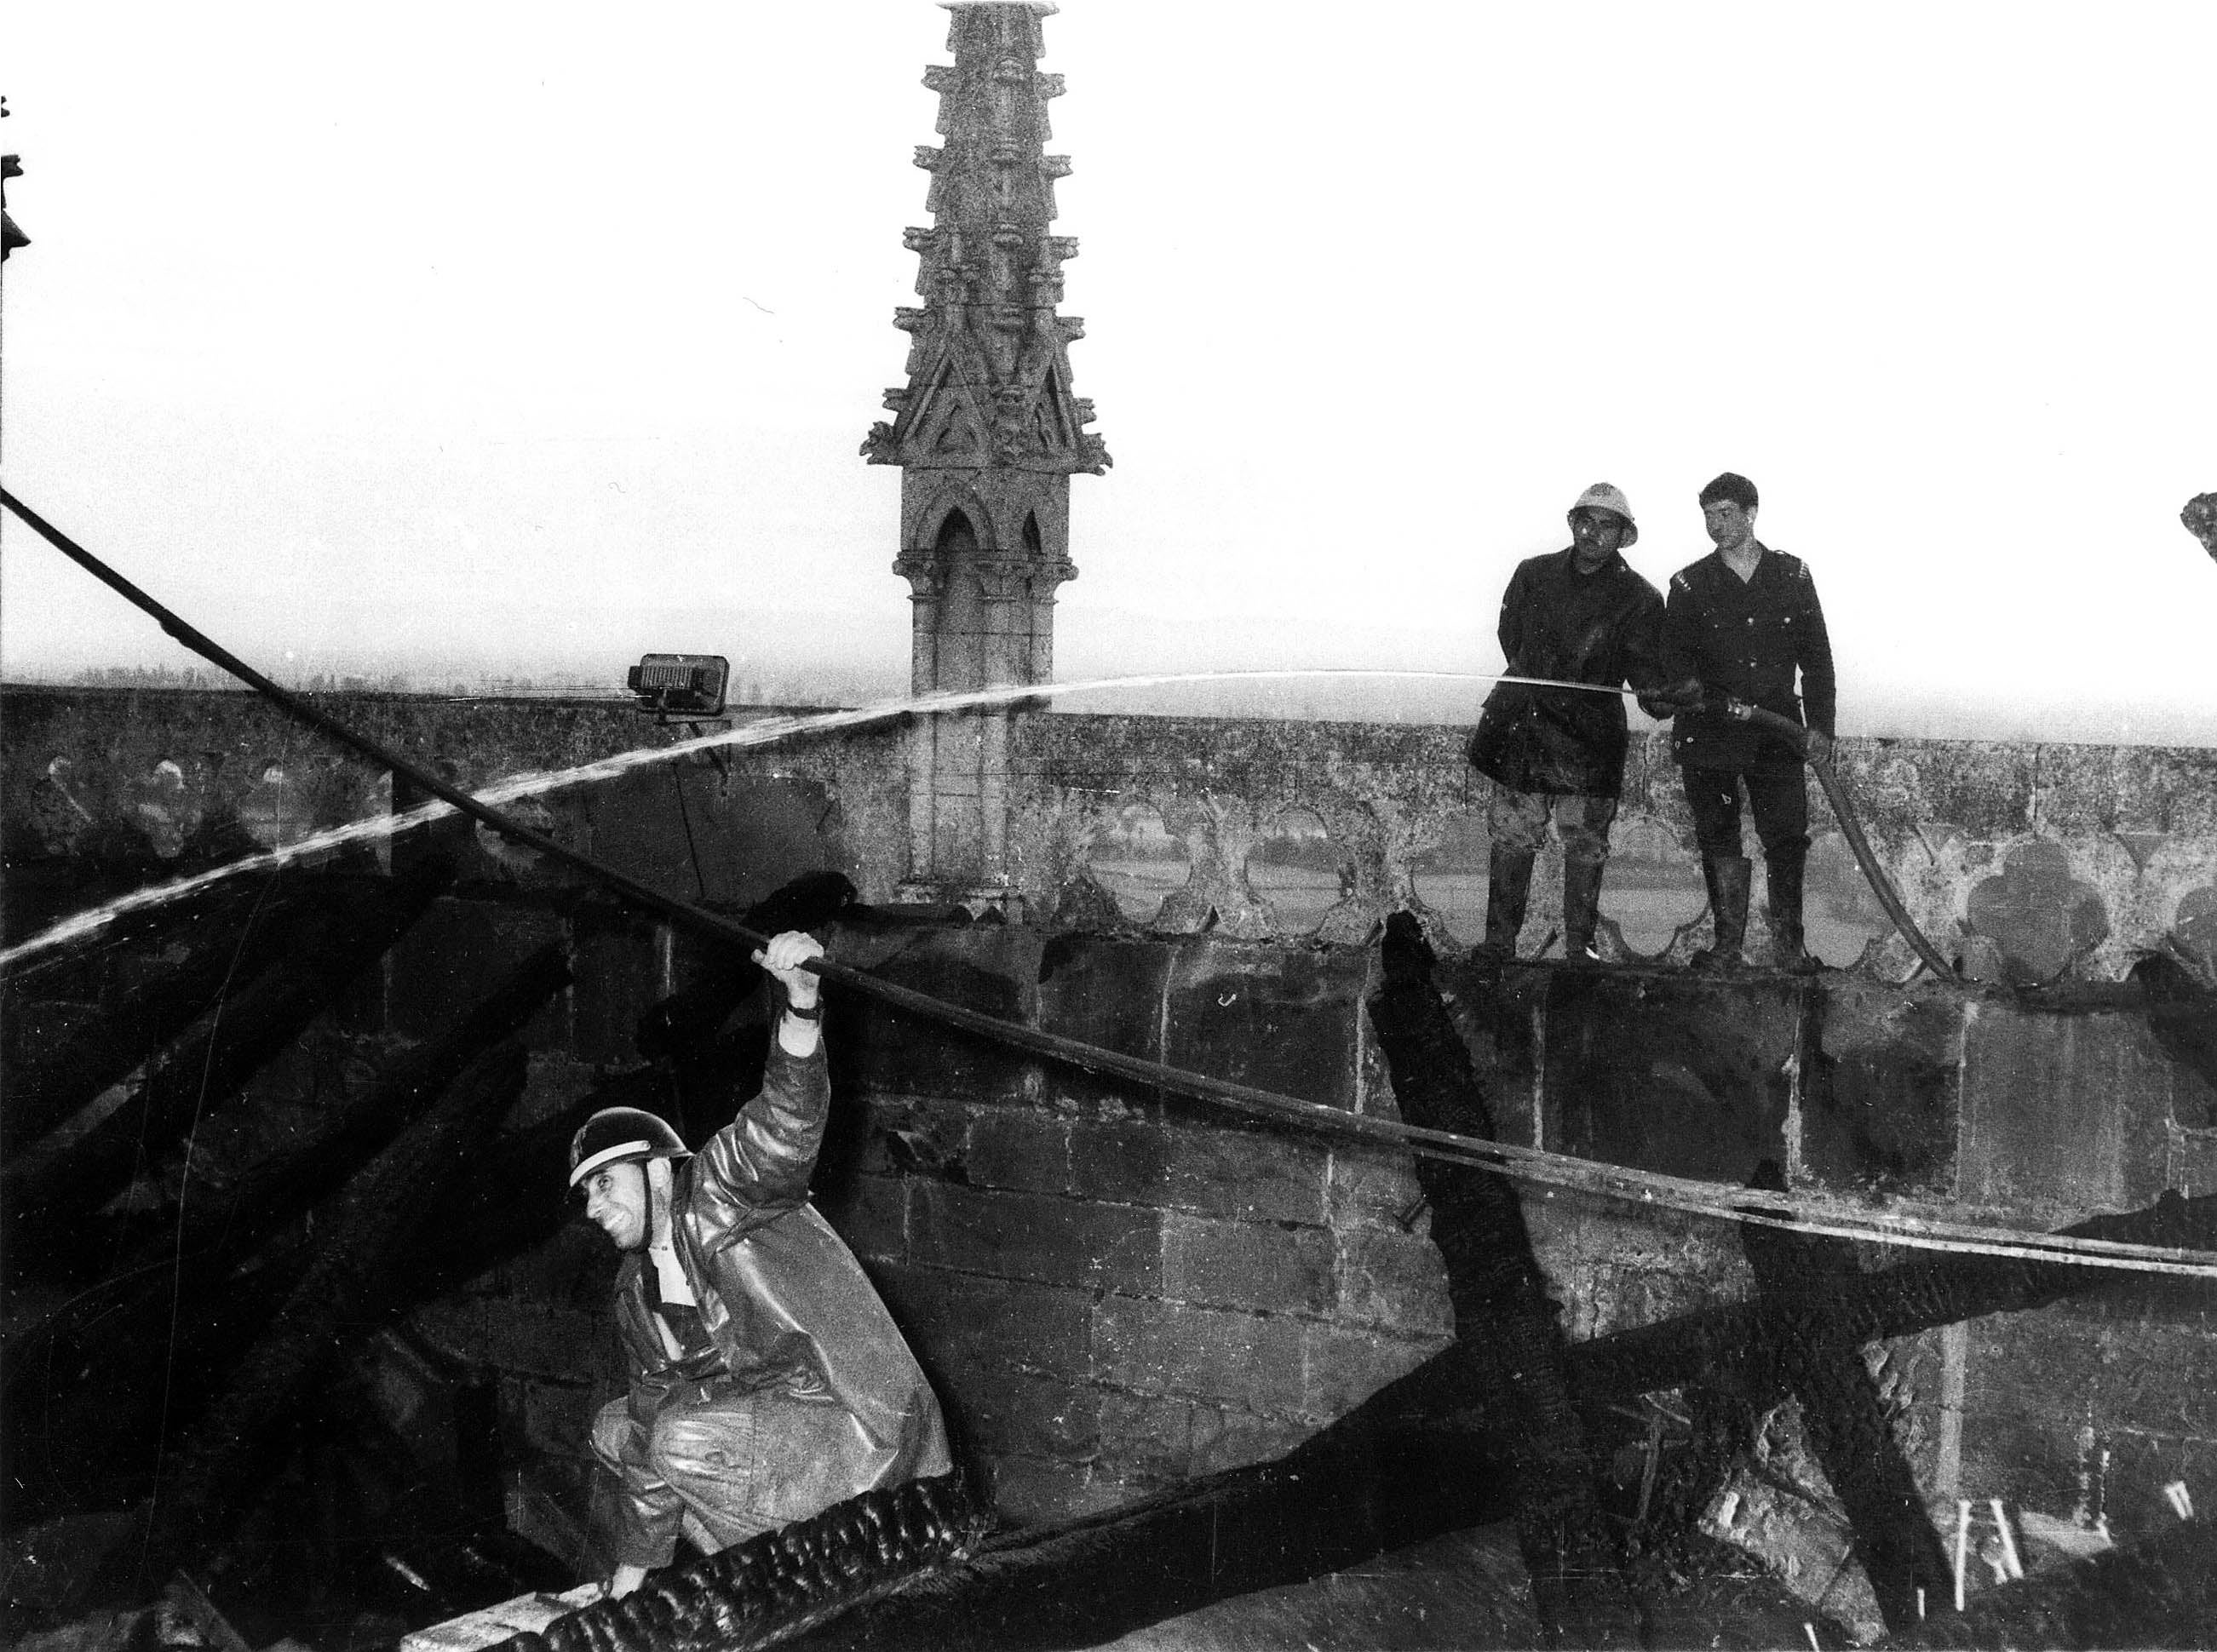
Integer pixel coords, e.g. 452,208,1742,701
670,759,710,903
6,490,2208,1278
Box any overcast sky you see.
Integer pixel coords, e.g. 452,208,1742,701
3,3,2213,740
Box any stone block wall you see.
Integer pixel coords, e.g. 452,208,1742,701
805,925,1450,1523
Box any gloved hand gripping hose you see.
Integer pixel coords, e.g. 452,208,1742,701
1722,697,1959,980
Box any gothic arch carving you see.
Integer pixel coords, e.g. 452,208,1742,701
910,482,999,555
935,507,980,555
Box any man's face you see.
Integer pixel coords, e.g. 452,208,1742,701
583,1160,652,1252
1570,508,1628,566
1703,498,1756,553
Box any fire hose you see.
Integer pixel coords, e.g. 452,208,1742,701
1717,696,1959,981
1491,666,1960,979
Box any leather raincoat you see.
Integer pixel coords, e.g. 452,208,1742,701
595,1041,951,1569
1467,547,1666,798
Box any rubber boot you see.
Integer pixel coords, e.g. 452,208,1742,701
1766,846,1821,973
1690,854,1751,972
1473,846,1535,966
1562,858,1606,964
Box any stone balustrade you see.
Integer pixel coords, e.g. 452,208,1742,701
7,687,2215,989
1002,713,2217,989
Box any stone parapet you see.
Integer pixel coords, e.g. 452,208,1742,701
9,689,2214,989
1001,713,2217,988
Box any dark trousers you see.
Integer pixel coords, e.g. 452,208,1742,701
1681,766,1809,860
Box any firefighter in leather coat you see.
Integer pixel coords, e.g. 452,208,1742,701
1467,483,1667,963
571,931,951,1598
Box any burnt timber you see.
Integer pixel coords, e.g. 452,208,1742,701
2,859,455,1268
1365,911,1645,1646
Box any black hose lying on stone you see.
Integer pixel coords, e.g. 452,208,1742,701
497,1474,985,1652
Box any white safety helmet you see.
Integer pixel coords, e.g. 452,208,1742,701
568,1106,691,1189
1568,483,1637,546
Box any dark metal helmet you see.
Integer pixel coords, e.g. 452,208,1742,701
568,1106,690,1188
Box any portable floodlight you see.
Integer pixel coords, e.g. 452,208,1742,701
627,654,730,717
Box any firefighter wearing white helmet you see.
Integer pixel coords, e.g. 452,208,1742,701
572,930,951,1600
1465,484,1668,965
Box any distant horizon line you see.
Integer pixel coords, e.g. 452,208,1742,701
5,666,2212,750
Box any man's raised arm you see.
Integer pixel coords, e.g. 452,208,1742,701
686,932,833,1226
756,929,824,1060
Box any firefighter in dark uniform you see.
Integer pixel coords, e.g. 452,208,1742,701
1467,483,1667,963
1657,472,1836,971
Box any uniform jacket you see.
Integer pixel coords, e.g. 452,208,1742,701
1467,547,1666,798
1661,545,1835,774
605,1041,949,1563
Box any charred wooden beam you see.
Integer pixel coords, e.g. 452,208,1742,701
0,868,294,1014
123,1037,529,1590
0,1244,297,1531
1565,1189,2217,1404
6,1034,560,1535
234,1357,572,1626
778,1394,1512,1652
2,943,572,1415
1,859,452,1265
162,1571,256,1652
1365,911,1645,1647
499,1472,985,1652
778,1176,2209,1647
1875,1515,2215,1649
154,940,570,1267
1,872,344,1153
771,1195,2207,1652
1735,1158,1953,1634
